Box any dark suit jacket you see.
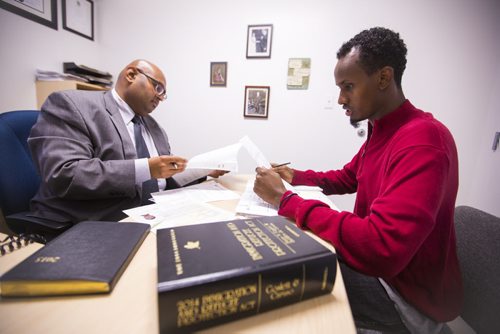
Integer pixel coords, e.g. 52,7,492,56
28,90,174,224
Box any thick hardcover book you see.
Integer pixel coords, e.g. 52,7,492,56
157,216,337,333
0,221,149,297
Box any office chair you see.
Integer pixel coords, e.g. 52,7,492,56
454,205,500,333
0,110,71,242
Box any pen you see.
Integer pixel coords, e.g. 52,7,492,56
172,163,178,169
274,162,291,168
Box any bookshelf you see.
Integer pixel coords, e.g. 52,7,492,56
36,80,109,108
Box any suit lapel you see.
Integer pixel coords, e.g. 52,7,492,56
103,91,136,159
144,116,171,155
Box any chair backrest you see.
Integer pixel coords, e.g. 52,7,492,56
454,205,500,333
0,110,41,216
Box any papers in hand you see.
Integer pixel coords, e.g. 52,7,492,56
173,135,270,186
186,142,241,171
181,135,272,172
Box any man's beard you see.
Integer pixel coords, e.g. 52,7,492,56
350,119,360,128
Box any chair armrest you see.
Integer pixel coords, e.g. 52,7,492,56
6,212,72,243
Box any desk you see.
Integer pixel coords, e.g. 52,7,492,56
0,174,355,334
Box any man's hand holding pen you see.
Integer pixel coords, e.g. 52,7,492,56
149,155,187,179
254,162,295,207
270,162,294,184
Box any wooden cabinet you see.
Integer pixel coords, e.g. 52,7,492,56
36,80,109,108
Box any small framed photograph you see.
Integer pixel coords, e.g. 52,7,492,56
210,62,227,87
62,0,94,41
0,0,57,30
246,24,273,58
243,86,270,118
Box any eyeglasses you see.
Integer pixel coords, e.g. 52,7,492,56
135,68,167,100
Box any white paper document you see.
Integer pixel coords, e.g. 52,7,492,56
124,181,240,231
173,135,269,186
235,178,339,216
239,135,271,168
151,180,240,205
235,178,278,216
123,200,236,233
186,142,242,171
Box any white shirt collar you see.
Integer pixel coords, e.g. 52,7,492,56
111,88,135,124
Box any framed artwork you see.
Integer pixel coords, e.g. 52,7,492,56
0,0,57,30
210,62,227,87
62,0,94,41
243,86,270,118
246,24,273,58
287,58,311,90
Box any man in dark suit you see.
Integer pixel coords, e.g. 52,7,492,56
28,59,222,224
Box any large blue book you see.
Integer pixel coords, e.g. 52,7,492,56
0,221,149,297
157,216,337,333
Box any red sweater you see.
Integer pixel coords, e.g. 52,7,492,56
278,100,463,322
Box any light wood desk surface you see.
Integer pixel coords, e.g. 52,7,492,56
0,174,355,334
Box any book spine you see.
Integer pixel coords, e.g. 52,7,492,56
158,252,336,333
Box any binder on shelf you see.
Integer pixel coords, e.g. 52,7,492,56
63,62,112,79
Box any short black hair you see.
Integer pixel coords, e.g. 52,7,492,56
337,27,407,88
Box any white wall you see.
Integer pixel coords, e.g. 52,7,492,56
1,0,499,215
0,0,104,109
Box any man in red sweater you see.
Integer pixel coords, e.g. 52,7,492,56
254,27,463,333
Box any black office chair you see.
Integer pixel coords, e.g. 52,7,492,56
454,205,500,333
0,110,71,242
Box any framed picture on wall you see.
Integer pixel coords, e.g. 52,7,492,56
210,62,227,87
246,24,273,58
62,0,94,41
0,0,57,30
243,86,270,118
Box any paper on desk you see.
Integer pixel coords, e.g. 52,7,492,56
123,199,237,233
152,201,236,232
235,178,338,216
151,180,240,205
236,178,278,216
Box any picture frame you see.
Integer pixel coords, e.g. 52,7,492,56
62,0,94,41
210,62,227,87
287,58,311,90
0,0,57,30
243,86,270,118
246,24,273,58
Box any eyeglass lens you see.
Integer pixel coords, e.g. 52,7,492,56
136,68,166,98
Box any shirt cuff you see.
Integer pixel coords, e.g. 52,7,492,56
135,158,151,185
278,190,302,223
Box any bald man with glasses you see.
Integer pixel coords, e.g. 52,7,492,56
28,59,224,227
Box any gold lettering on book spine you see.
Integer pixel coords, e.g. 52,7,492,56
176,284,258,328
34,256,60,263
322,266,329,290
170,229,183,275
226,222,263,261
251,226,286,257
265,278,300,300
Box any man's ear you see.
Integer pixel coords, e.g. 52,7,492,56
125,67,136,83
379,66,394,90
